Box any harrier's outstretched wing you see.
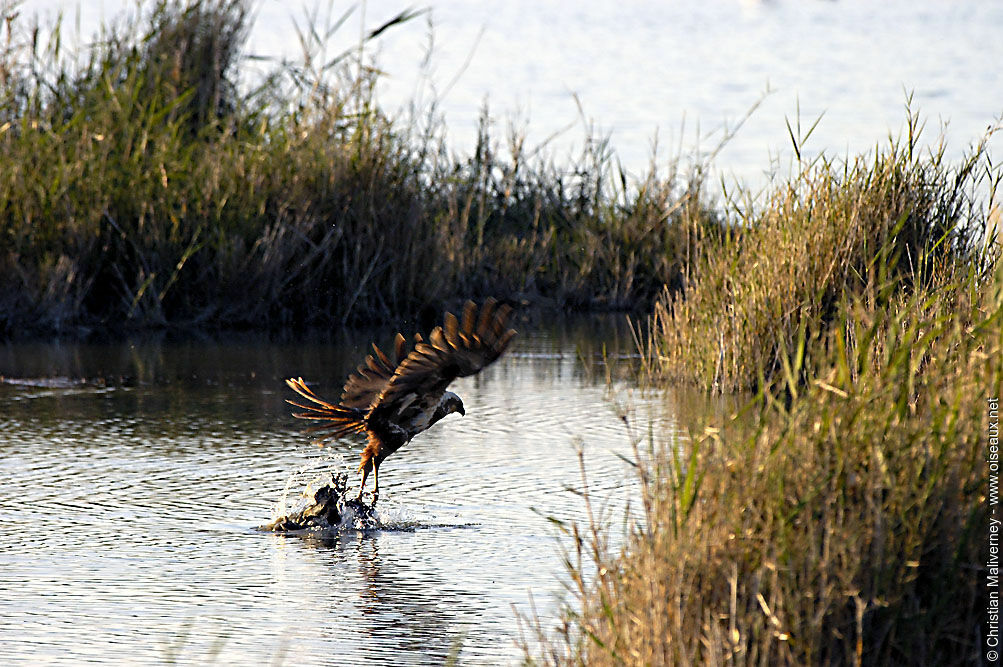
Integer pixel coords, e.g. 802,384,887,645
338,332,412,410
369,299,516,417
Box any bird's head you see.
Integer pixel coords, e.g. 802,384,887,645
443,391,465,417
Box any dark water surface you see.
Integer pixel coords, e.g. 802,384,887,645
0,315,712,664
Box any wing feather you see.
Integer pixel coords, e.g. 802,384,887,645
475,298,496,338
460,300,477,346
429,326,448,351
370,342,393,369
443,312,460,348
462,300,477,332
340,334,415,409
393,332,406,362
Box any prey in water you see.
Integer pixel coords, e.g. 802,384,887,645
286,299,516,502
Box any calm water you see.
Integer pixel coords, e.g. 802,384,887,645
0,315,712,664
31,0,1003,183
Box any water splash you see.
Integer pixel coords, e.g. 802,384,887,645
264,470,386,532
274,459,336,520
263,467,459,533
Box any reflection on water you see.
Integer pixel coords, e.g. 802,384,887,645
0,314,714,664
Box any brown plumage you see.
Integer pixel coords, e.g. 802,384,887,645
286,299,517,501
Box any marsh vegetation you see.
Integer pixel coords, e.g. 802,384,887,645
529,106,1002,667
0,0,714,336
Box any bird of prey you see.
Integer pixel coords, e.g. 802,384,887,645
285,299,516,502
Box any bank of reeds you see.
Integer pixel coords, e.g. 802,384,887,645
530,124,1002,663
542,271,1000,664
646,112,996,393
0,0,716,337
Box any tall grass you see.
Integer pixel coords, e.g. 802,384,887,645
543,272,1000,664
529,121,1002,663
646,111,998,393
0,0,716,337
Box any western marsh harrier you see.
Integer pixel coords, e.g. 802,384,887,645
286,299,516,501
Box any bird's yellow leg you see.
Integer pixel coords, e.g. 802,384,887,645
357,461,370,502
372,462,380,503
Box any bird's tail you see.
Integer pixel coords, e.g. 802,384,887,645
285,377,367,442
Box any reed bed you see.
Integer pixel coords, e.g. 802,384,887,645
542,271,1000,664
530,123,1002,663
645,112,997,393
0,0,714,337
